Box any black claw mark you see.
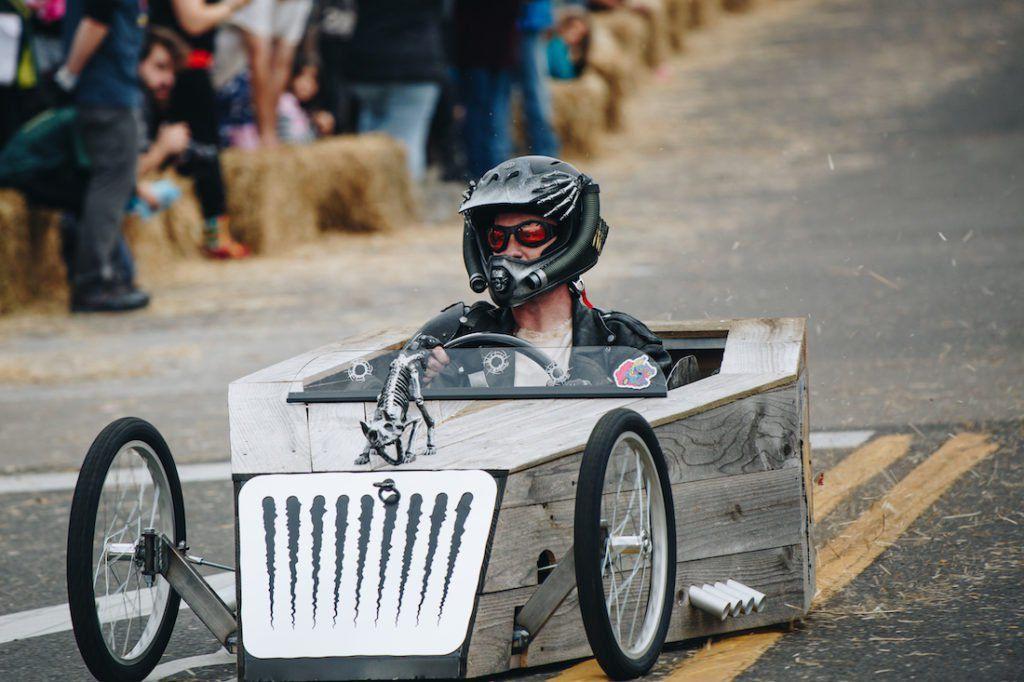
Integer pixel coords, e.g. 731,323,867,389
417,493,448,624
438,493,473,623
376,499,398,625
332,495,349,626
286,496,301,628
262,497,277,628
354,495,374,625
396,494,423,625
310,496,326,627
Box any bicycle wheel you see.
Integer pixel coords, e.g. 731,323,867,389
67,417,186,681
574,409,676,679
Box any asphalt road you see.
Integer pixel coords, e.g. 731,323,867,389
0,0,1021,679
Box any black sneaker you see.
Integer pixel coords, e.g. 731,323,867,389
70,282,150,313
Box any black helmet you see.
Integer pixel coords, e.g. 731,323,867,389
459,155,609,307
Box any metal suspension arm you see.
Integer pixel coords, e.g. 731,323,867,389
141,530,238,650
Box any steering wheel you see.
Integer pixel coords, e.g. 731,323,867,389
440,332,570,386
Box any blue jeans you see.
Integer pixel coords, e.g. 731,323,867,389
516,30,559,158
458,68,512,178
352,82,441,181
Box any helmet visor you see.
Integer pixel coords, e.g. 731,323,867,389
484,219,558,253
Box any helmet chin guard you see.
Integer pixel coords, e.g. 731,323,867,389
460,156,609,307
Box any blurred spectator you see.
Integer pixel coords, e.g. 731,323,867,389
229,0,311,147
453,0,521,178
547,7,590,79
150,0,251,258
54,0,149,312
346,0,445,181
300,0,355,134
277,62,333,143
212,26,260,148
27,0,64,75
0,0,42,148
515,0,558,157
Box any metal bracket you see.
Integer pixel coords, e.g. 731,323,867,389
157,533,238,649
513,546,576,649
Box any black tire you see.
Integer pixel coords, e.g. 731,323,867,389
67,417,186,681
574,409,676,680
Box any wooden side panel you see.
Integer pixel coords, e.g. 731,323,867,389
229,381,311,473
465,544,807,678
497,383,801,510
484,467,804,593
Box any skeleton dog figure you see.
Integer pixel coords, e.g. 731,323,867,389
355,337,439,466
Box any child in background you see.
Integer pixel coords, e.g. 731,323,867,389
277,63,334,143
548,8,591,80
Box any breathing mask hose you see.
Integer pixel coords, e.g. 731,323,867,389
462,219,488,292
525,185,603,291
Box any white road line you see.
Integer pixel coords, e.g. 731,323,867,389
0,572,234,646
0,461,231,495
144,649,235,681
810,430,875,450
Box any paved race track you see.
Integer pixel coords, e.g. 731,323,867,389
0,0,1021,679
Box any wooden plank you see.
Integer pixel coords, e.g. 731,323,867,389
483,468,804,593
646,319,734,338
308,402,370,472
501,384,801,509
719,318,804,376
229,381,311,473
465,544,807,678
410,372,795,474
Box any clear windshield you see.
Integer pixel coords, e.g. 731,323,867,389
289,345,667,402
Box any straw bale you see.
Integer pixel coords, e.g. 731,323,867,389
723,0,760,13
586,23,639,131
665,0,691,50
302,133,417,234
0,190,34,313
222,145,317,254
688,0,723,28
591,11,649,69
221,134,415,253
0,192,66,313
630,0,673,67
550,71,612,159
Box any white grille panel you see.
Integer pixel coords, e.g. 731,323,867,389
238,471,497,658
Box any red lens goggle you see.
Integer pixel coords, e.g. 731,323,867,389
485,220,557,252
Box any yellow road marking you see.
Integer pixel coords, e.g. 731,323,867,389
813,432,996,603
813,434,913,522
659,432,996,681
552,433,916,681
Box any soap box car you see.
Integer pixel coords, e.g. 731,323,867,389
67,317,813,681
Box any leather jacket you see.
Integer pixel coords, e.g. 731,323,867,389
410,295,672,386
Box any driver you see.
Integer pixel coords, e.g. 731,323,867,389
410,155,678,388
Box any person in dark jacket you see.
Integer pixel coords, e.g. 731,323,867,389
149,0,252,258
409,155,678,389
453,0,521,178
346,0,445,180
54,0,150,311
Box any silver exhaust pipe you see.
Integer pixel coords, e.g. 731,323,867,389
701,584,743,617
686,585,730,621
725,579,767,612
713,582,755,614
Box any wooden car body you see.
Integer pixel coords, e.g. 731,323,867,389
228,318,813,680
